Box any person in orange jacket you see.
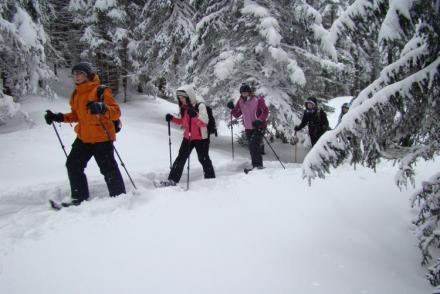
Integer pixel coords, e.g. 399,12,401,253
45,62,126,207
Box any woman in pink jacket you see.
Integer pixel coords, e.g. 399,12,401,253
161,85,216,186
227,84,269,169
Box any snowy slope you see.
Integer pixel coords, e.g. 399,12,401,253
0,86,435,293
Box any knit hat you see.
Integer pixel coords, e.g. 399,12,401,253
72,62,93,79
240,84,252,93
176,89,189,98
342,102,350,109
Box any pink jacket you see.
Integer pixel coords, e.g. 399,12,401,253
171,85,209,140
231,95,269,129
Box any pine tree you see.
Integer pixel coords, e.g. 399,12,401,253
45,0,80,74
130,0,195,98
69,0,135,95
302,0,440,284
412,172,440,286
0,0,54,99
328,0,389,96
188,0,342,138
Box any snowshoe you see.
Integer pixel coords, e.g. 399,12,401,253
154,179,177,188
244,166,264,174
49,199,83,211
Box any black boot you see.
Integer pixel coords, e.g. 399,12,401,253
50,198,84,211
156,179,177,187
61,198,83,207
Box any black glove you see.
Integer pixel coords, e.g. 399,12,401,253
227,101,235,110
252,120,263,128
44,110,64,125
165,114,173,122
252,119,263,129
87,101,107,115
294,125,300,132
187,106,197,118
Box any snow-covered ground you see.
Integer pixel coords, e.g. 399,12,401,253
0,79,436,293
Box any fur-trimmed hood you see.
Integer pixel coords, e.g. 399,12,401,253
176,85,204,105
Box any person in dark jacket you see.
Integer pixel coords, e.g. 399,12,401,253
44,62,126,207
227,84,269,169
294,97,329,146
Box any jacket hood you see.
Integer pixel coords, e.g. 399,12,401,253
176,85,204,105
90,73,100,84
304,97,317,107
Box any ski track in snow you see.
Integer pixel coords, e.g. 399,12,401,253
0,157,299,258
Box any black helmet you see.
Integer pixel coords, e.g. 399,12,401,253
240,84,252,93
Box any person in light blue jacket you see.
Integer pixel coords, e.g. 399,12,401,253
336,102,350,128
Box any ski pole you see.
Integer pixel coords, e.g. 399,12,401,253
293,131,298,163
262,135,286,169
230,112,235,160
51,122,68,158
186,116,192,191
97,115,137,190
294,143,297,163
168,120,172,169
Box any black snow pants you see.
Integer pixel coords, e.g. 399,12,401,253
66,138,126,201
245,129,264,168
168,138,215,183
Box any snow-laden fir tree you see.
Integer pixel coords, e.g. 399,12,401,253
317,0,348,29
328,0,390,96
279,0,344,100
130,0,195,98
69,0,135,94
412,172,440,287
302,0,440,285
36,0,352,138
0,0,54,99
188,0,343,140
45,0,80,74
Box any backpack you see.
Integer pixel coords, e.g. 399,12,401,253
315,109,331,132
196,102,217,137
96,85,122,133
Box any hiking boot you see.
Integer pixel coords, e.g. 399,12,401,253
61,198,83,208
158,179,177,187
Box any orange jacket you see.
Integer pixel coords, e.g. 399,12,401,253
63,74,121,143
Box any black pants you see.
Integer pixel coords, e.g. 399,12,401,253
168,138,215,183
245,129,264,167
66,138,126,201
